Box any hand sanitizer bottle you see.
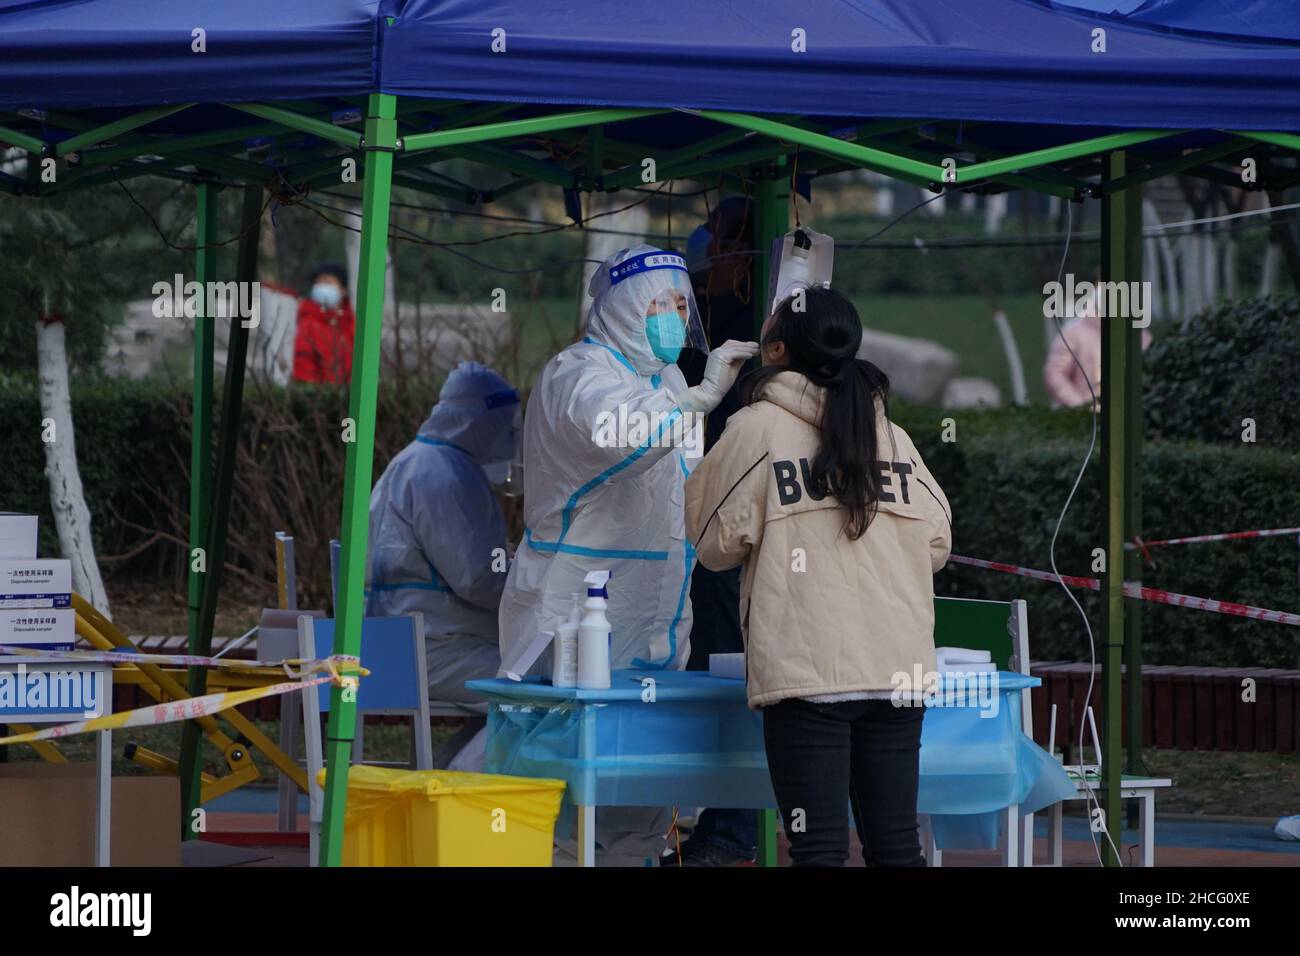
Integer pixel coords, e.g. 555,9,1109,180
577,570,612,690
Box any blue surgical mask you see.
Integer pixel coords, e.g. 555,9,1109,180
646,311,686,364
311,283,342,310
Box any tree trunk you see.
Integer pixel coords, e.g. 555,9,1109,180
35,316,111,618
1266,188,1300,295
1260,242,1279,296
344,199,397,321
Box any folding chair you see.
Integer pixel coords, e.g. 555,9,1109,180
257,607,324,831
297,613,434,865
330,538,482,728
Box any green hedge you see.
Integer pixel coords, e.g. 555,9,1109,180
0,376,438,600
1144,295,1300,451
892,403,1300,668
2,380,1296,667
0,376,185,572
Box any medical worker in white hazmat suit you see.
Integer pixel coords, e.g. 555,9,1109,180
497,245,756,863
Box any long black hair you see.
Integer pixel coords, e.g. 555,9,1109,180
742,287,890,539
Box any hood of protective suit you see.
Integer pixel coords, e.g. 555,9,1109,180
586,244,699,376
417,361,519,465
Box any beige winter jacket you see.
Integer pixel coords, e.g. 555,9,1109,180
684,370,952,708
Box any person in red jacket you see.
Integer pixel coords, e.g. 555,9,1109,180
292,261,356,384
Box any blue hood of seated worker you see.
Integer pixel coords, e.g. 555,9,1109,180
366,361,519,710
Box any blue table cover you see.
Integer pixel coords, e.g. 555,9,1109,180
468,669,1074,851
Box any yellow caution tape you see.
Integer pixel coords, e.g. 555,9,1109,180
0,643,362,675
0,673,338,748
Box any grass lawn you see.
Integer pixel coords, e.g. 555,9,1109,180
851,292,1050,405
513,292,1051,405
150,290,1052,408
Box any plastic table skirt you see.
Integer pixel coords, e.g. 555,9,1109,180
467,669,1075,851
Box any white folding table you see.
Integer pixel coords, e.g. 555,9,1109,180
1044,771,1173,867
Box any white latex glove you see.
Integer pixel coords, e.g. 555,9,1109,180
675,339,761,413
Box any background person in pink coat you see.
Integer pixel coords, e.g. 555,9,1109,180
1043,298,1152,408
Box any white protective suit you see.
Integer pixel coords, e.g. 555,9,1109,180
498,246,706,865
499,247,704,676
367,362,519,716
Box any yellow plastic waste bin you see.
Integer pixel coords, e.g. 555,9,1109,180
318,766,566,867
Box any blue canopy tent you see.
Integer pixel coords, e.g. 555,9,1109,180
1,0,1297,866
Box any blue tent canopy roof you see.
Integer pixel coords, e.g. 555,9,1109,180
0,0,381,111
1,0,1297,133
381,0,1300,131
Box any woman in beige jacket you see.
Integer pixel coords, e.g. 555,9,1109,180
685,287,952,867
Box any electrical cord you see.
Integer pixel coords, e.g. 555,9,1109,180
1045,199,1124,868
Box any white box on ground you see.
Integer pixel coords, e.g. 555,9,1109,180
709,653,745,680
0,607,75,649
0,514,38,560
0,559,72,609
935,646,992,664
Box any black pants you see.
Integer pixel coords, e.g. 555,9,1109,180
762,697,926,867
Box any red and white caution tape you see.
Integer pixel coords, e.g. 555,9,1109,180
1124,527,1300,550
947,554,1098,591
947,553,1300,628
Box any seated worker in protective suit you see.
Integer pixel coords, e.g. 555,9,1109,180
498,245,757,865
367,361,520,768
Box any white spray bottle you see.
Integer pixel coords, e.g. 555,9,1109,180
577,570,612,690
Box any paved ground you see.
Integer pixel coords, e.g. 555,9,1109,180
198,789,1300,867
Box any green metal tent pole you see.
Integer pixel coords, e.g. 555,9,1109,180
960,130,1177,184
401,107,661,154
318,92,398,868
227,103,362,149
1102,138,1253,195
752,166,789,868
79,120,293,167
1234,130,1300,153
851,134,1080,199
1098,151,1129,867
54,103,194,157
700,110,941,183
179,181,263,833
0,124,44,154
180,180,219,838
1122,178,1145,825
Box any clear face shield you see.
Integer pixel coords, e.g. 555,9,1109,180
483,389,523,492
644,286,708,365
608,252,709,364
500,403,525,497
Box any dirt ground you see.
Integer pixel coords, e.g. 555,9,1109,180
107,579,269,639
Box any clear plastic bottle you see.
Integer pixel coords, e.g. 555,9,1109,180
552,622,578,687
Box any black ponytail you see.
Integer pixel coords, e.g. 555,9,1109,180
742,287,889,539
